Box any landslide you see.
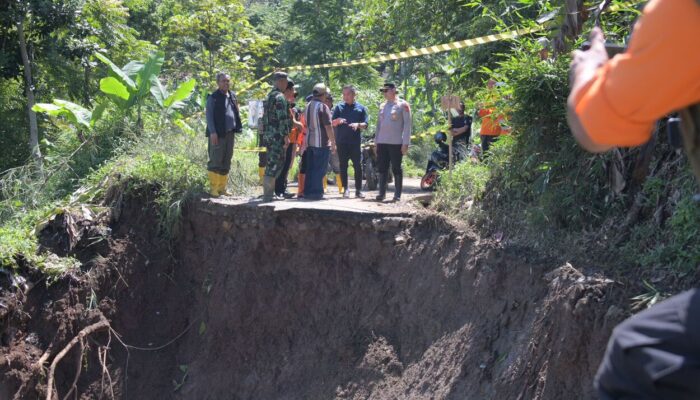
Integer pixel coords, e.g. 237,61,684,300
0,191,621,399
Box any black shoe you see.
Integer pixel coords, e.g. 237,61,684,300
392,195,401,202
282,192,296,199
355,191,365,199
375,194,385,201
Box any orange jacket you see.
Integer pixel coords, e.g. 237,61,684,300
478,108,506,136
573,0,700,147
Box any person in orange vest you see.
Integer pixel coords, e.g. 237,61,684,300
289,92,306,197
477,79,509,153
297,95,312,198
567,1,700,398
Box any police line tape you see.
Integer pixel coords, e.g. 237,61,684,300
238,26,545,95
287,26,545,71
232,0,644,96
234,130,441,153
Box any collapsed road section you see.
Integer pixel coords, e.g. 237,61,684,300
1,193,620,399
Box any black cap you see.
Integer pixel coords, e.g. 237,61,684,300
379,82,397,92
272,71,288,81
286,79,296,90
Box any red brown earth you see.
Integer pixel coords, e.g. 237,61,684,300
0,191,623,399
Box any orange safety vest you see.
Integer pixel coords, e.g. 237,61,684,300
478,108,506,136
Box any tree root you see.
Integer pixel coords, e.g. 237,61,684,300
45,318,110,400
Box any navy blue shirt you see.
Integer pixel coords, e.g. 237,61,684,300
332,102,369,146
451,115,472,144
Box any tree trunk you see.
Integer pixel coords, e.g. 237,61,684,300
426,70,436,114
83,63,92,106
17,16,42,167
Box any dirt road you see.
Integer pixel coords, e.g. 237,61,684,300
214,177,432,215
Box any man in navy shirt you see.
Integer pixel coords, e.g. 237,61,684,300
332,85,369,198
449,102,472,160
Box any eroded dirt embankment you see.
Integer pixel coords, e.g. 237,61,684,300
0,195,622,399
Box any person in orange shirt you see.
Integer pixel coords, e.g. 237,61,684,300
478,79,509,153
294,110,307,197
568,1,700,399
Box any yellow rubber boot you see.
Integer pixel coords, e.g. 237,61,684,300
297,173,305,197
258,167,265,185
218,174,232,196
336,177,344,194
208,171,220,197
323,176,328,193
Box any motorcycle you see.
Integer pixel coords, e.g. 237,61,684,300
420,132,478,191
361,135,392,191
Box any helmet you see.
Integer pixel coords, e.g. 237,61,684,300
434,131,447,144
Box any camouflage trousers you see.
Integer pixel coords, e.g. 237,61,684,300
264,138,287,178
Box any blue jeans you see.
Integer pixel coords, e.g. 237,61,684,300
304,146,330,199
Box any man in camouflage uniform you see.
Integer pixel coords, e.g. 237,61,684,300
262,72,293,201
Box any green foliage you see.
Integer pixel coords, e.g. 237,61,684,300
0,220,39,269
434,161,490,213
622,171,700,274
474,45,616,230
0,79,30,171
106,151,206,239
32,99,101,130
95,51,166,111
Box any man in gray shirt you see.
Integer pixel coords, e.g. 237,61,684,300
375,82,412,201
205,72,242,197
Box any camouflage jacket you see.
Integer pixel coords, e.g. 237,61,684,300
262,88,291,142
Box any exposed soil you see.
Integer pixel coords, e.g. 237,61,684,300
0,191,624,399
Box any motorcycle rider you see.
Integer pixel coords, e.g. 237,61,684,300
567,0,700,398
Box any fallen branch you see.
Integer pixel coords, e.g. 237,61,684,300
46,319,110,400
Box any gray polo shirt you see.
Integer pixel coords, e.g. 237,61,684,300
375,99,412,146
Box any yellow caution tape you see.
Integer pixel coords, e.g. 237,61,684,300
235,147,267,153
237,71,275,96
286,26,544,72
238,130,440,153
237,25,545,96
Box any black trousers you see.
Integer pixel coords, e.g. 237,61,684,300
377,143,403,196
595,289,700,400
480,135,499,153
337,143,362,192
275,144,294,195
377,143,403,176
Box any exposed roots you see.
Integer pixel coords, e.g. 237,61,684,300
45,318,111,400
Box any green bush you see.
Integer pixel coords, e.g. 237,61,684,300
434,161,490,214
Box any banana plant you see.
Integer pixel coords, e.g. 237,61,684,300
95,51,164,128
150,77,198,116
95,51,196,127
32,100,106,133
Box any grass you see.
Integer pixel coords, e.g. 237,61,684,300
433,160,490,214
0,111,256,272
